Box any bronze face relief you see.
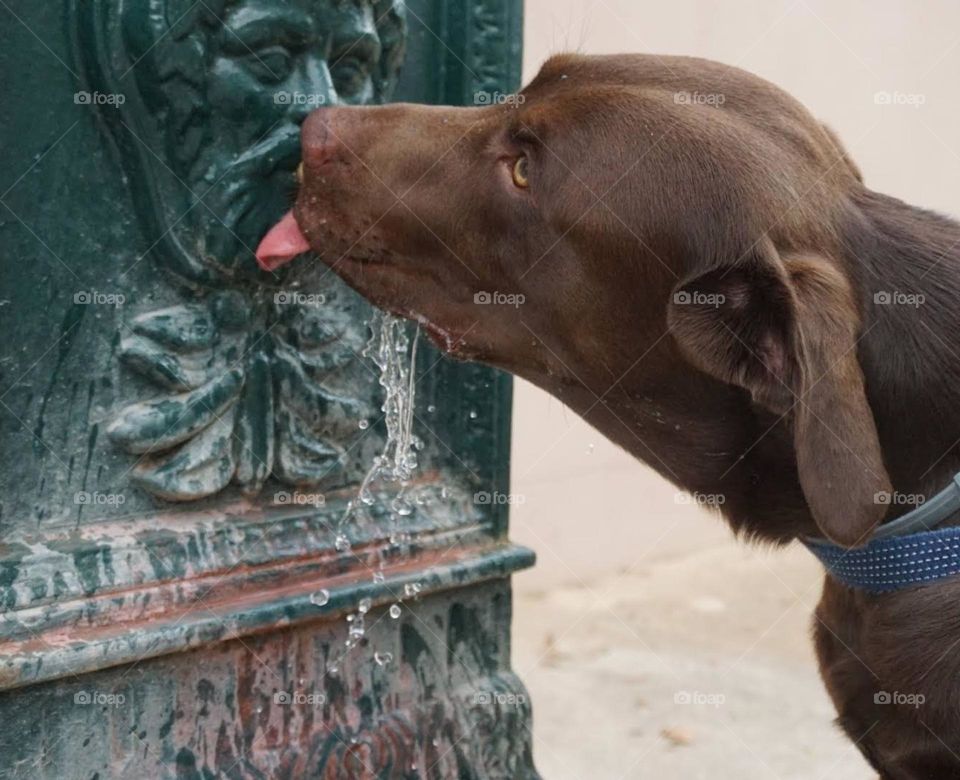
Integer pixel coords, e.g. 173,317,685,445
72,0,406,500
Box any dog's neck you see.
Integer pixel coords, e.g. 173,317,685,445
534,369,816,543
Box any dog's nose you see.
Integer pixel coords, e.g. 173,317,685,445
301,107,344,169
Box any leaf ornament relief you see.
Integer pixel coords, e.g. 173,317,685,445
107,291,373,501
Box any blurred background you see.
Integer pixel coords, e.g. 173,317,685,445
508,2,960,777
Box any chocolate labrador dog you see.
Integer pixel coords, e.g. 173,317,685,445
258,53,960,778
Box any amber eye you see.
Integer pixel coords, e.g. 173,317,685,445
512,156,529,188
295,162,304,184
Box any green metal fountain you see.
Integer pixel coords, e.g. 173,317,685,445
0,1,537,776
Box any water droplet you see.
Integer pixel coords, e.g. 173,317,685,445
327,663,338,675
372,571,385,583
586,443,595,455
349,614,365,638
404,582,422,598
358,597,372,614
358,419,369,430
374,651,393,666
389,604,402,619
427,404,436,413
468,410,478,419
335,534,351,552
310,589,330,606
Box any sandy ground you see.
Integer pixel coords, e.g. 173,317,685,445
512,539,875,779
507,377,875,779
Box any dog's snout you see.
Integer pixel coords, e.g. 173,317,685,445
300,107,338,168
300,105,399,172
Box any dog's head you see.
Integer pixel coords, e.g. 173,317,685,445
258,53,891,546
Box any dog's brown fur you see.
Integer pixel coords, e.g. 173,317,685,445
290,53,960,777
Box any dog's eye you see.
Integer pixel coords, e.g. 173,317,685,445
512,156,530,188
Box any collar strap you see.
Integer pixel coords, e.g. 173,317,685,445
805,526,960,592
804,472,960,592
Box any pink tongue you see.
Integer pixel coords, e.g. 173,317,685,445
255,210,311,271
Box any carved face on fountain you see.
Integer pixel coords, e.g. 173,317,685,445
110,0,406,283
74,0,406,501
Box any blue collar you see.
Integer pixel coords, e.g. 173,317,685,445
804,473,960,593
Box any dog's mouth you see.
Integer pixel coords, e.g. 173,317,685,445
255,207,389,270
255,208,477,359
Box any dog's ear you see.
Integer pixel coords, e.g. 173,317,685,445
667,242,891,547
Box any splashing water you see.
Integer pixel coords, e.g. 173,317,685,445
335,312,422,546
332,312,426,667
365,313,421,487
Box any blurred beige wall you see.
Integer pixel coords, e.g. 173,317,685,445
510,0,960,586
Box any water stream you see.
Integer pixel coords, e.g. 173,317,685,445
327,312,424,659
357,311,422,518
337,312,422,542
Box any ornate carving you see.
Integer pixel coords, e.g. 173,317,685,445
468,2,518,95
71,0,407,500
